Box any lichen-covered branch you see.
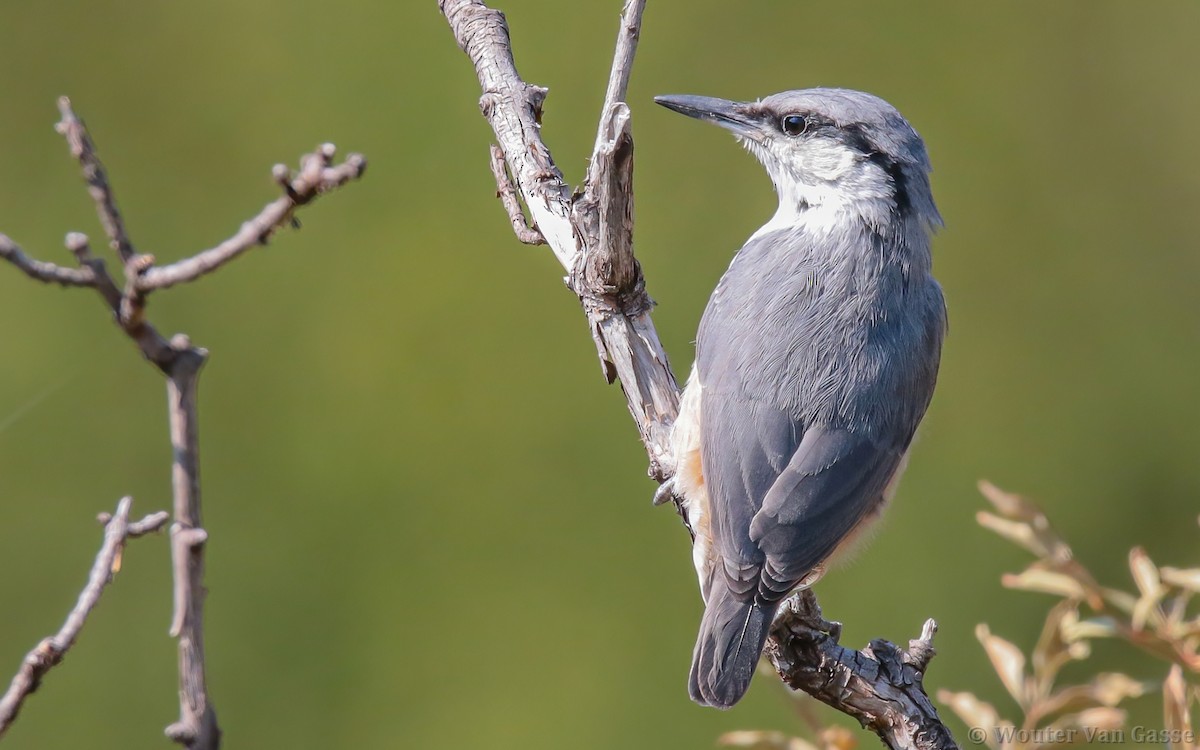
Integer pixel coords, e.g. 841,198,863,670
0,498,169,738
439,3,957,747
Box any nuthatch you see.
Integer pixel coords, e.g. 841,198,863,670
654,89,946,708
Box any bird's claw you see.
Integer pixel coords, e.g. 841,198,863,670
652,477,679,506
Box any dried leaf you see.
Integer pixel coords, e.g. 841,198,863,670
1002,568,1087,601
978,482,1073,565
977,624,1029,708
1132,593,1163,632
1060,615,1119,643
936,689,1007,750
1033,673,1147,723
1164,665,1194,750
1131,548,1163,599
1100,587,1139,615
1043,707,1127,749
979,480,1041,522
1057,560,1107,609
1074,707,1127,731
1034,684,1101,724
719,730,816,750
1066,639,1092,661
817,725,857,750
1091,672,1152,705
977,512,1048,558
1032,601,1078,687
1162,567,1200,594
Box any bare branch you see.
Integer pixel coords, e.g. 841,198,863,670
591,0,646,157
2,100,365,747
63,232,123,310
767,592,958,750
440,3,958,746
137,146,367,292
56,97,137,266
488,144,545,245
440,0,680,478
0,497,168,738
0,235,96,287
161,342,219,748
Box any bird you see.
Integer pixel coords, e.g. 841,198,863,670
653,88,946,709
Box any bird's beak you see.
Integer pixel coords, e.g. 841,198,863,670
654,95,760,139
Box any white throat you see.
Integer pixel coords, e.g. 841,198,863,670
743,138,895,243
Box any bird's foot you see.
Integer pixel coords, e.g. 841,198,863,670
652,477,679,506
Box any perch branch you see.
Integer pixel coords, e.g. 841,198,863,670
440,3,958,748
440,0,679,479
1,99,365,749
767,591,957,750
0,497,169,738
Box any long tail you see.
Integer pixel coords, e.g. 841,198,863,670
688,582,776,709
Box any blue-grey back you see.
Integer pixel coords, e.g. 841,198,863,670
695,221,945,574
698,222,944,441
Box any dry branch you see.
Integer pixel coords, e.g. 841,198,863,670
0,237,96,287
138,145,366,292
0,498,169,738
438,2,958,748
768,592,957,750
440,0,680,479
0,99,365,748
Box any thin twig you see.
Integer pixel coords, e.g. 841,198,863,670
52,99,178,367
64,232,124,312
55,97,137,266
0,235,96,287
591,0,646,157
488,145,544,245
0,498,168,738
138,146,367,292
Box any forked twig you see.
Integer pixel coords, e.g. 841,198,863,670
0,498,169,738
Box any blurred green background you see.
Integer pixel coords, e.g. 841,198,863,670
1,1,1198,747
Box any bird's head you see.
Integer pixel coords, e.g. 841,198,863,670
655,88,940,231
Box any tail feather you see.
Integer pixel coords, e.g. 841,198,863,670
688,582,776,708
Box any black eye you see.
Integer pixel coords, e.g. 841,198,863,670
780,114,808,136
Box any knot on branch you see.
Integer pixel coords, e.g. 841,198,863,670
25,639,63,675
164,720,197,743
573,263,653,319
